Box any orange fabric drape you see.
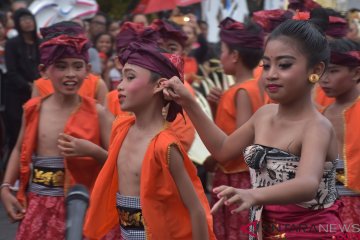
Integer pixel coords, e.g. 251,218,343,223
314,84,335,110
215,79,264,173
84,115,215,239
17,96,102,207
343,97,360,192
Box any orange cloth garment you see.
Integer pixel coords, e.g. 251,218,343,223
17,96,102,207
106,82,195,152
183,56,198,84
84,115,216,240
314,84,335,110
34,73,100,99
215,79,264,173
343,97,360,192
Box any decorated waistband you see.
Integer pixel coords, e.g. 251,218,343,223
336,160,360,196
32,166,65,187
116,194,144,231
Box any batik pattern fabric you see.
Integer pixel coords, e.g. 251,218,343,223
243,144,347,239
16,155,66,240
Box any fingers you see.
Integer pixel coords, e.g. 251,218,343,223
58,133,74,142
210,197,226,214
57,139,73,148
7,199,25,221
216,186,237,199
231,204,249,214
58,144,75,156
213,185,229,194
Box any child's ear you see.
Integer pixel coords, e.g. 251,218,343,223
231,50,240,63
153,78,167,94
114,57,123,70
38,64,47,79
312,61,326,77
351,66,360,83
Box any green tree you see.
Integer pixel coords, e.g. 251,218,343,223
97,0,134,20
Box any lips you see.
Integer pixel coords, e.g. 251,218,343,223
266,84,281,93
118,94,126,102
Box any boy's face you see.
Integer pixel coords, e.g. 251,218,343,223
118,63,158,112
44,58,90,96
320,64,359,98
220,42,236,75
163,39,183,55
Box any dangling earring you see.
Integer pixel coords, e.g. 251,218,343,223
308,74,320,84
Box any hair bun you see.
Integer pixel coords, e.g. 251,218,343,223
309,8,329,32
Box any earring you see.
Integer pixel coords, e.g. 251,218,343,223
308,74,320,84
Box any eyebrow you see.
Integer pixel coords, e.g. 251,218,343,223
123,68,136,74
262,55,296,61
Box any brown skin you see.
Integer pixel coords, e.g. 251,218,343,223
163,36,337,214
1,59,113,221
117,63,209,240
320,63,360,159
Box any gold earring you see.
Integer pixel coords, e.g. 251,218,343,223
308,74,319,83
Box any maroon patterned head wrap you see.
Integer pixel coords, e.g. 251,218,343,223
119,41,184,122
253,9,292,33
331,50,360,67
116,21,159,54
151,19,188,47
219,17,264,49
325,16,347,38
39,22,90,67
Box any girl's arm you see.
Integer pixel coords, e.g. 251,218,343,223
235,89,253,127
163,77,255,162
212,119,333,213
168,145,209,240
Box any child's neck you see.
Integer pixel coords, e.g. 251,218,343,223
334,86,359,106
233,66,253,84
133,106,166,135
277,90,315,121
50,92,81,109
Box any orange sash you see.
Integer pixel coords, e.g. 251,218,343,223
17,96,102,207
215,79,264,173
84,115,215,239
343,97,360,192
34,73,100,99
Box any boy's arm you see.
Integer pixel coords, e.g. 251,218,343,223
168,145,209,240
31,84,40,98
1,114,26,220
235,89,253,128
95,79,109,106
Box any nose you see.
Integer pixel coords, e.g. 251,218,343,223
65,67,76,78
117,79,124,92
265,66,278,82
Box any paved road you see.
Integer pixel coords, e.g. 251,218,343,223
0,202,17,240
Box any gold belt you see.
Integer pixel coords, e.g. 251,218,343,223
32,166,65,187
118,207,145,230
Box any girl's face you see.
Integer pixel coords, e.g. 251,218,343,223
220,42,236,75
96,34,112,54
44,58,89,95
118,63,158,112
262,37,314,103
320,64,359,98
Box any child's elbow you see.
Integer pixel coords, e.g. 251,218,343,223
191,206,206,220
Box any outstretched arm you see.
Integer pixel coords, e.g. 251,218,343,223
169,145,209,240
163,77,254,162
212,120,333,213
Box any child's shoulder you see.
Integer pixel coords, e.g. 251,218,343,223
153,127,184,157
112,114,135,131
23,96,42,110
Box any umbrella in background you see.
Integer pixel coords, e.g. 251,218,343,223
29,0,98,31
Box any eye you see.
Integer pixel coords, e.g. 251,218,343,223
55,64,66,70
262,64,270,71
329,69,339,74
278,63,292,69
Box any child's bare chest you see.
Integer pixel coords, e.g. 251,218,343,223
117,132,153,195
37,110,71,156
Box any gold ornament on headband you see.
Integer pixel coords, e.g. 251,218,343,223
308,74,320,83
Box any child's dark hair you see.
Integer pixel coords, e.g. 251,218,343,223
267,19,330,70
227,22,264,70
329,38,360,53
42,21,83,40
